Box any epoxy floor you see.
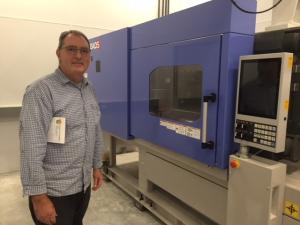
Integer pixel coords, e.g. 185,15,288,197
0,171,163,225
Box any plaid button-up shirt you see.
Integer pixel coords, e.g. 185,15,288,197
20,68,104,197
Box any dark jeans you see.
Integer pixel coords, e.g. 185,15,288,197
29,186,91,225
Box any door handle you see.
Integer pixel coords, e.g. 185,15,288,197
202,93,216,149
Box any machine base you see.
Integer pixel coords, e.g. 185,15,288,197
102,132,300,225
103,132,227,225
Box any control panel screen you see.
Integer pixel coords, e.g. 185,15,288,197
238,58,281,119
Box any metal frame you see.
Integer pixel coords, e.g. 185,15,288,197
103,132,227,225
103,131,300,225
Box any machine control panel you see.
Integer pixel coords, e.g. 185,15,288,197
235,120,277,147
234,52,292,153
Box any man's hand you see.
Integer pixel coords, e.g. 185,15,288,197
92,168,103,191
31,194,57,225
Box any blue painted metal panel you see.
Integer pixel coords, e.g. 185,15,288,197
88,0,256,168
88,28,131,139
131,35,221,166
216,33,254,168
130,1,256,168
131,0,256,49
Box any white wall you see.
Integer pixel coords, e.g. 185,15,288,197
0,18,111,107
256,0,273,32
170,0,210,13
0,0,158,30
0,0,157,174
0,0,157,107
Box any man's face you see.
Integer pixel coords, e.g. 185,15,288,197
56,34,91,83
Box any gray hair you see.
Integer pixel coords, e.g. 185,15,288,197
57,30,90,50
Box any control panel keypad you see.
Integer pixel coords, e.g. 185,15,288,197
235,120,277,147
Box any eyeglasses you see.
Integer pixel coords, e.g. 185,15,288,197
61,46,91,56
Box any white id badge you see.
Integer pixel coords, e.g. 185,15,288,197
47,117,66,144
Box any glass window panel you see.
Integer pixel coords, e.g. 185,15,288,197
149,64,202,122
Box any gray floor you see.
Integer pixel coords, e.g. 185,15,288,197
0,171,163,225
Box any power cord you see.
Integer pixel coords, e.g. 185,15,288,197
230,0,282,14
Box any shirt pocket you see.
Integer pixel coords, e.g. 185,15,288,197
54,107,84,130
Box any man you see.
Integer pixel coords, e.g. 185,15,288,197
19,30,104,225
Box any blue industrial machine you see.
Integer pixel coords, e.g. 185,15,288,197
87,0,256,169
88,28,130,140
87,1,300,225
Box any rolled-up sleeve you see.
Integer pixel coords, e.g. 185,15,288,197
19,84,52,196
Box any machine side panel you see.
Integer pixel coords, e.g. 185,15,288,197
143,152,227,225
88,28,131,139
130,35,221,166
131,0,256,49
227,155,286,225
216,33,254,168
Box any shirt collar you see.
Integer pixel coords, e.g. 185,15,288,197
55,68,89,86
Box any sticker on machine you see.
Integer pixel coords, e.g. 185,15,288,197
284,200,299,219
160,120,201,140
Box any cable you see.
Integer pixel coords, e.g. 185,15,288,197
230,0,282,14
248,149,264,158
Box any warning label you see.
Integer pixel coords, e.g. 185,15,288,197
160,120,201,140
284,201,299,220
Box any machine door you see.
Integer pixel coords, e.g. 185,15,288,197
131,35,221,166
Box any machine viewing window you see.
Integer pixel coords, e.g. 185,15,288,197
238,58,281,119
149,65,202,122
